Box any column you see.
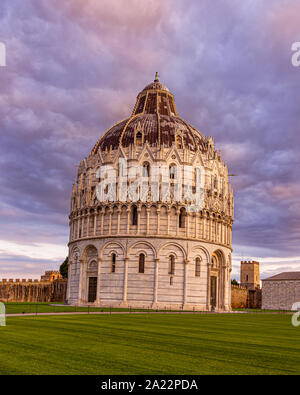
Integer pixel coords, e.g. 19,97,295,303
117,207,121,234
176,209,180,236
108,208,113,234
220,222,223,244
167,208,171,235
96,257,102,305
86,213,90,237
227,225,230,245
157,207,160,235
207,259,211,310
185,213,188,237
77,217,80,239
122,257,129,304
81,215,85,237
101,209,105,235
195,213,199,239
153,258,159,305
223,264,228,310
146,207,150,234
78,258,85,305
137,206,141,234
183,259,189,307
127,208,130,234
94,213,97,236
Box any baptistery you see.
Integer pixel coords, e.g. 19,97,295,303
66,74,234,311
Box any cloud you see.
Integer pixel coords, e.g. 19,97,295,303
0,0,300,279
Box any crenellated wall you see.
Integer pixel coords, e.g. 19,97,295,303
0,279,67,302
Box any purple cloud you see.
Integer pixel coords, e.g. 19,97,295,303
0,0,300,278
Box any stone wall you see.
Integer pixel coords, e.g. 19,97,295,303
0,280,67,302
248,289,262,309
231,285,248,308
262,280,300,310
231,285,261,309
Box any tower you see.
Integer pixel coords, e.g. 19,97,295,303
240,261,260,290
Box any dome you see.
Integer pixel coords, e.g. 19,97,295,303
140,81,170,93
91,75,208,154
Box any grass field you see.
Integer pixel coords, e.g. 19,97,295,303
3,302,191,315
0,313,300,375
3,302,291,315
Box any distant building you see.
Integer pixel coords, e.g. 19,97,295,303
262,272,300,310
40,270,62,283
240,261,260,290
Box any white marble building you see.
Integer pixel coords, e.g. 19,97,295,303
66,76,234,311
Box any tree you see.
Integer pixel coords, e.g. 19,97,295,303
60,257,68,279
231,279,239,286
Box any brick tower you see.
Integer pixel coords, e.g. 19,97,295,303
240,261,260,290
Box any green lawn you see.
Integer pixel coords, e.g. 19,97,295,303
0,313,299,374
4,302,290,315
3,302,195,314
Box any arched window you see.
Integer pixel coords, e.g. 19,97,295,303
132,205,138,226
195,257,201,277
211,255,218,268
192,168,197,193
143,162,150,177
169,164,176,180
176,135,182,149
136,131,143,146
179,208,186,228
89,260,97,270
246,274,248,282
168,255,175,275
214,175,218,189
111,253,116,273
138,253,145,273
90,215,94,230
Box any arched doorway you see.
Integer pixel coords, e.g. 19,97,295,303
82,246,98,304
210,250,225,310
87,260,98,303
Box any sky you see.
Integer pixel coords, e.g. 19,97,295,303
0,0,300,280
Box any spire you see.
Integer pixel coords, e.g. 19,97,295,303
154,72,159,82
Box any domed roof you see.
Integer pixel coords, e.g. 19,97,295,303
91,74,208,154
141,81,170,93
